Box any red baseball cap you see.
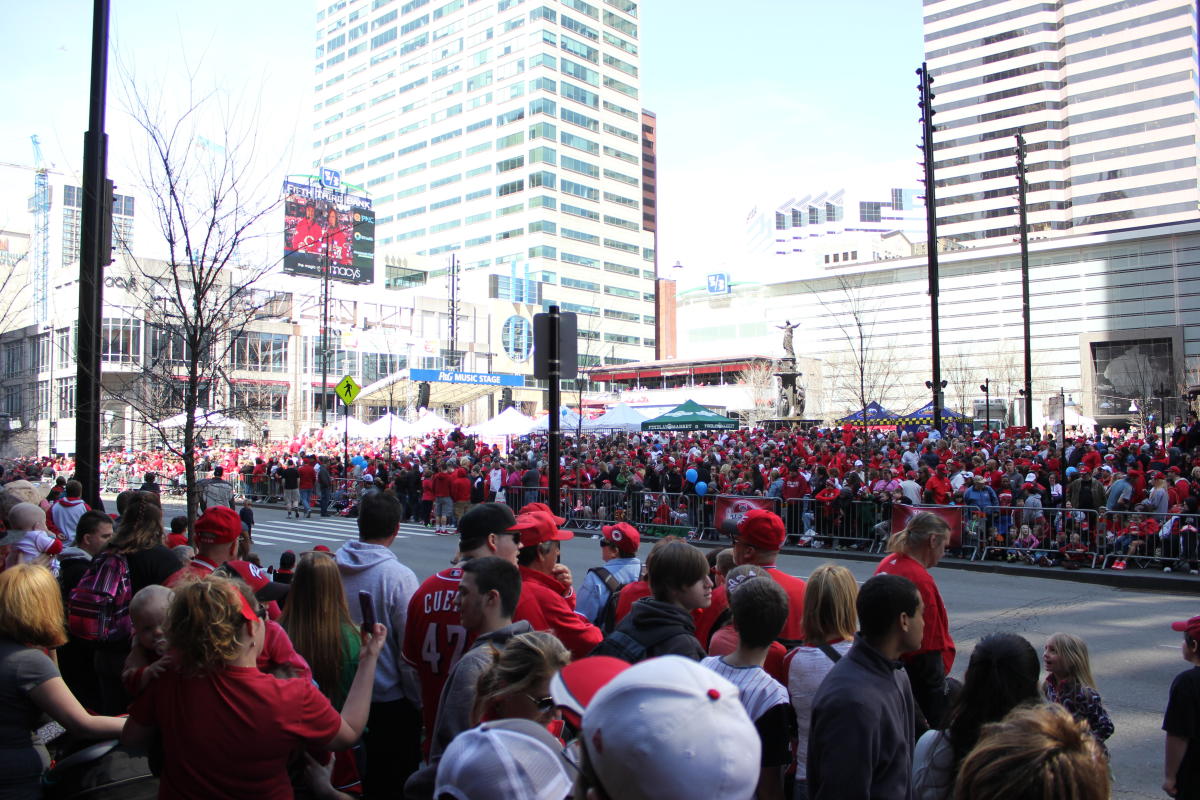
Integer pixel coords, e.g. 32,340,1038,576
1172,615,1200,639
736,509,786,551
511,511,573,547
600,522,641,555
549,656,630,729
194,506,242,545
520,502,567,526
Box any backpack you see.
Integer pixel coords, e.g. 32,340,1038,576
67,551,133,643
589,567,628,635
592,624,682,665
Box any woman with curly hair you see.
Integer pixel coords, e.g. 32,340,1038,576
0,565,126,799
121,576,384,799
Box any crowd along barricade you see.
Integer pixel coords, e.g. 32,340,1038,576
1096,508,1199,569
977,505,1126,569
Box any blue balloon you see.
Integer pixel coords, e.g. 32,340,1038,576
695,481,708,496
685,468,698,483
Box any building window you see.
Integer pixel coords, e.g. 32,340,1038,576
859,201,882,223
502,315,534,361
56,377,75,418
100,318,142,365
232,383,289,419
232,332,289,373
3,341,23,377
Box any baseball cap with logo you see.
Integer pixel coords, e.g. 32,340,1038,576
600,522,640,555
193,506,242,545
511,512,574,548
736,509,786,551
581,656,760,800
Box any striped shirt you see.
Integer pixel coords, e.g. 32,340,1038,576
700,656,789,721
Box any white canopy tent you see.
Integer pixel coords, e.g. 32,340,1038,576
365,412,412,439
324,414,373,439
409,410,457,435
465,406,535,438
530,406,582,431
582,403,648,433
158,409,238,429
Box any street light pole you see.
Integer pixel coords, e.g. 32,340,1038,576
1016,132,1033,432
918,64,943,431
980,379,990,437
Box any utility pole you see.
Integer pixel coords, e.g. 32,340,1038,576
447,253,460,370
918,63,943,432
547,306,561,512
320,232,331,426
75,0,112,509
1016,131,1034,431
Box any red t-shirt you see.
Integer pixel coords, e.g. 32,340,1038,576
694,566,806,646
874,552,955,674
402,567,473,750
298,464,317,490
130,665,341,800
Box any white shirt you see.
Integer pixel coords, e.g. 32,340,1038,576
786,640,853,780
701,656,789,722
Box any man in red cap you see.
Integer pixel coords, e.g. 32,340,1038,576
1165,614,1200,798
576,521,642,628
695,509,806,646
510,511,603,659
165,506,242,586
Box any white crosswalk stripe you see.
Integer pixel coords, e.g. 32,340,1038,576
246,517,447,550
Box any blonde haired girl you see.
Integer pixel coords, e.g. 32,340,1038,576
1042,632,1114,748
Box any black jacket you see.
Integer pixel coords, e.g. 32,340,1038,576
595,597,705,662
808,634,916,800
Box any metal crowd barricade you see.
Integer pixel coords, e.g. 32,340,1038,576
1097,508,1199,569
978,505,1108,568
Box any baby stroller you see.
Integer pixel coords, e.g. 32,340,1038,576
43,737,158,800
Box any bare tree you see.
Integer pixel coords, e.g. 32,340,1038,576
738,359,778,426
807,275,903,429
103,73,283,527
940,348,976,415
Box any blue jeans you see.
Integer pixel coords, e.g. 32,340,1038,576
298,488,313,514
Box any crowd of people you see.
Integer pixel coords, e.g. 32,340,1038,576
0,415,1198,796
8,409,1200,570
0,455,1196,798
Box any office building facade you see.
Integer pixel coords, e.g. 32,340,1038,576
924,0,1200,244
311,0,657,371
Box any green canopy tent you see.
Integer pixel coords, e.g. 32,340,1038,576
640,399,739,432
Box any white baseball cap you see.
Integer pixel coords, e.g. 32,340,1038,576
435,718,572,800
581,656,760,800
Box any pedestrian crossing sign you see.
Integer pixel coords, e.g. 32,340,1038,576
335,374,361,406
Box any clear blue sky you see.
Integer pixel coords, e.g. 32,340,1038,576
0,1,924,284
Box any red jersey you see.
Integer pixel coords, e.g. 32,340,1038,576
402,567,472,752
875,552,955,674
290,218,324,253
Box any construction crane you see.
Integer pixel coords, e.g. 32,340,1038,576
27,135,51,320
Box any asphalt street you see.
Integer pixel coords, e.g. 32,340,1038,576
149,500,1187,798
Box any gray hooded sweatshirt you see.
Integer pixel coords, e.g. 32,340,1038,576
335,539,421,704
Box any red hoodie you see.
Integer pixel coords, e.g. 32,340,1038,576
449,468,471,502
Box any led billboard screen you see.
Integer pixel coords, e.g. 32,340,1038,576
282,180,374,285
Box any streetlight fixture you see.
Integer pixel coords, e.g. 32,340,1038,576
925,379,947,433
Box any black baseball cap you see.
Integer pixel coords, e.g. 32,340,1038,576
458,502,518,547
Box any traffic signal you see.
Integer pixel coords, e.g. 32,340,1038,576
417,382,431,409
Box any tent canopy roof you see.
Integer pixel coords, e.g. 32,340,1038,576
641,399,738,431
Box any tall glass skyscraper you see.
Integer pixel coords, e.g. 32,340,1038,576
924,0,1200,244
311,0,657,367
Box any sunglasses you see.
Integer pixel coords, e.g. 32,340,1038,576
526,693,556,714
